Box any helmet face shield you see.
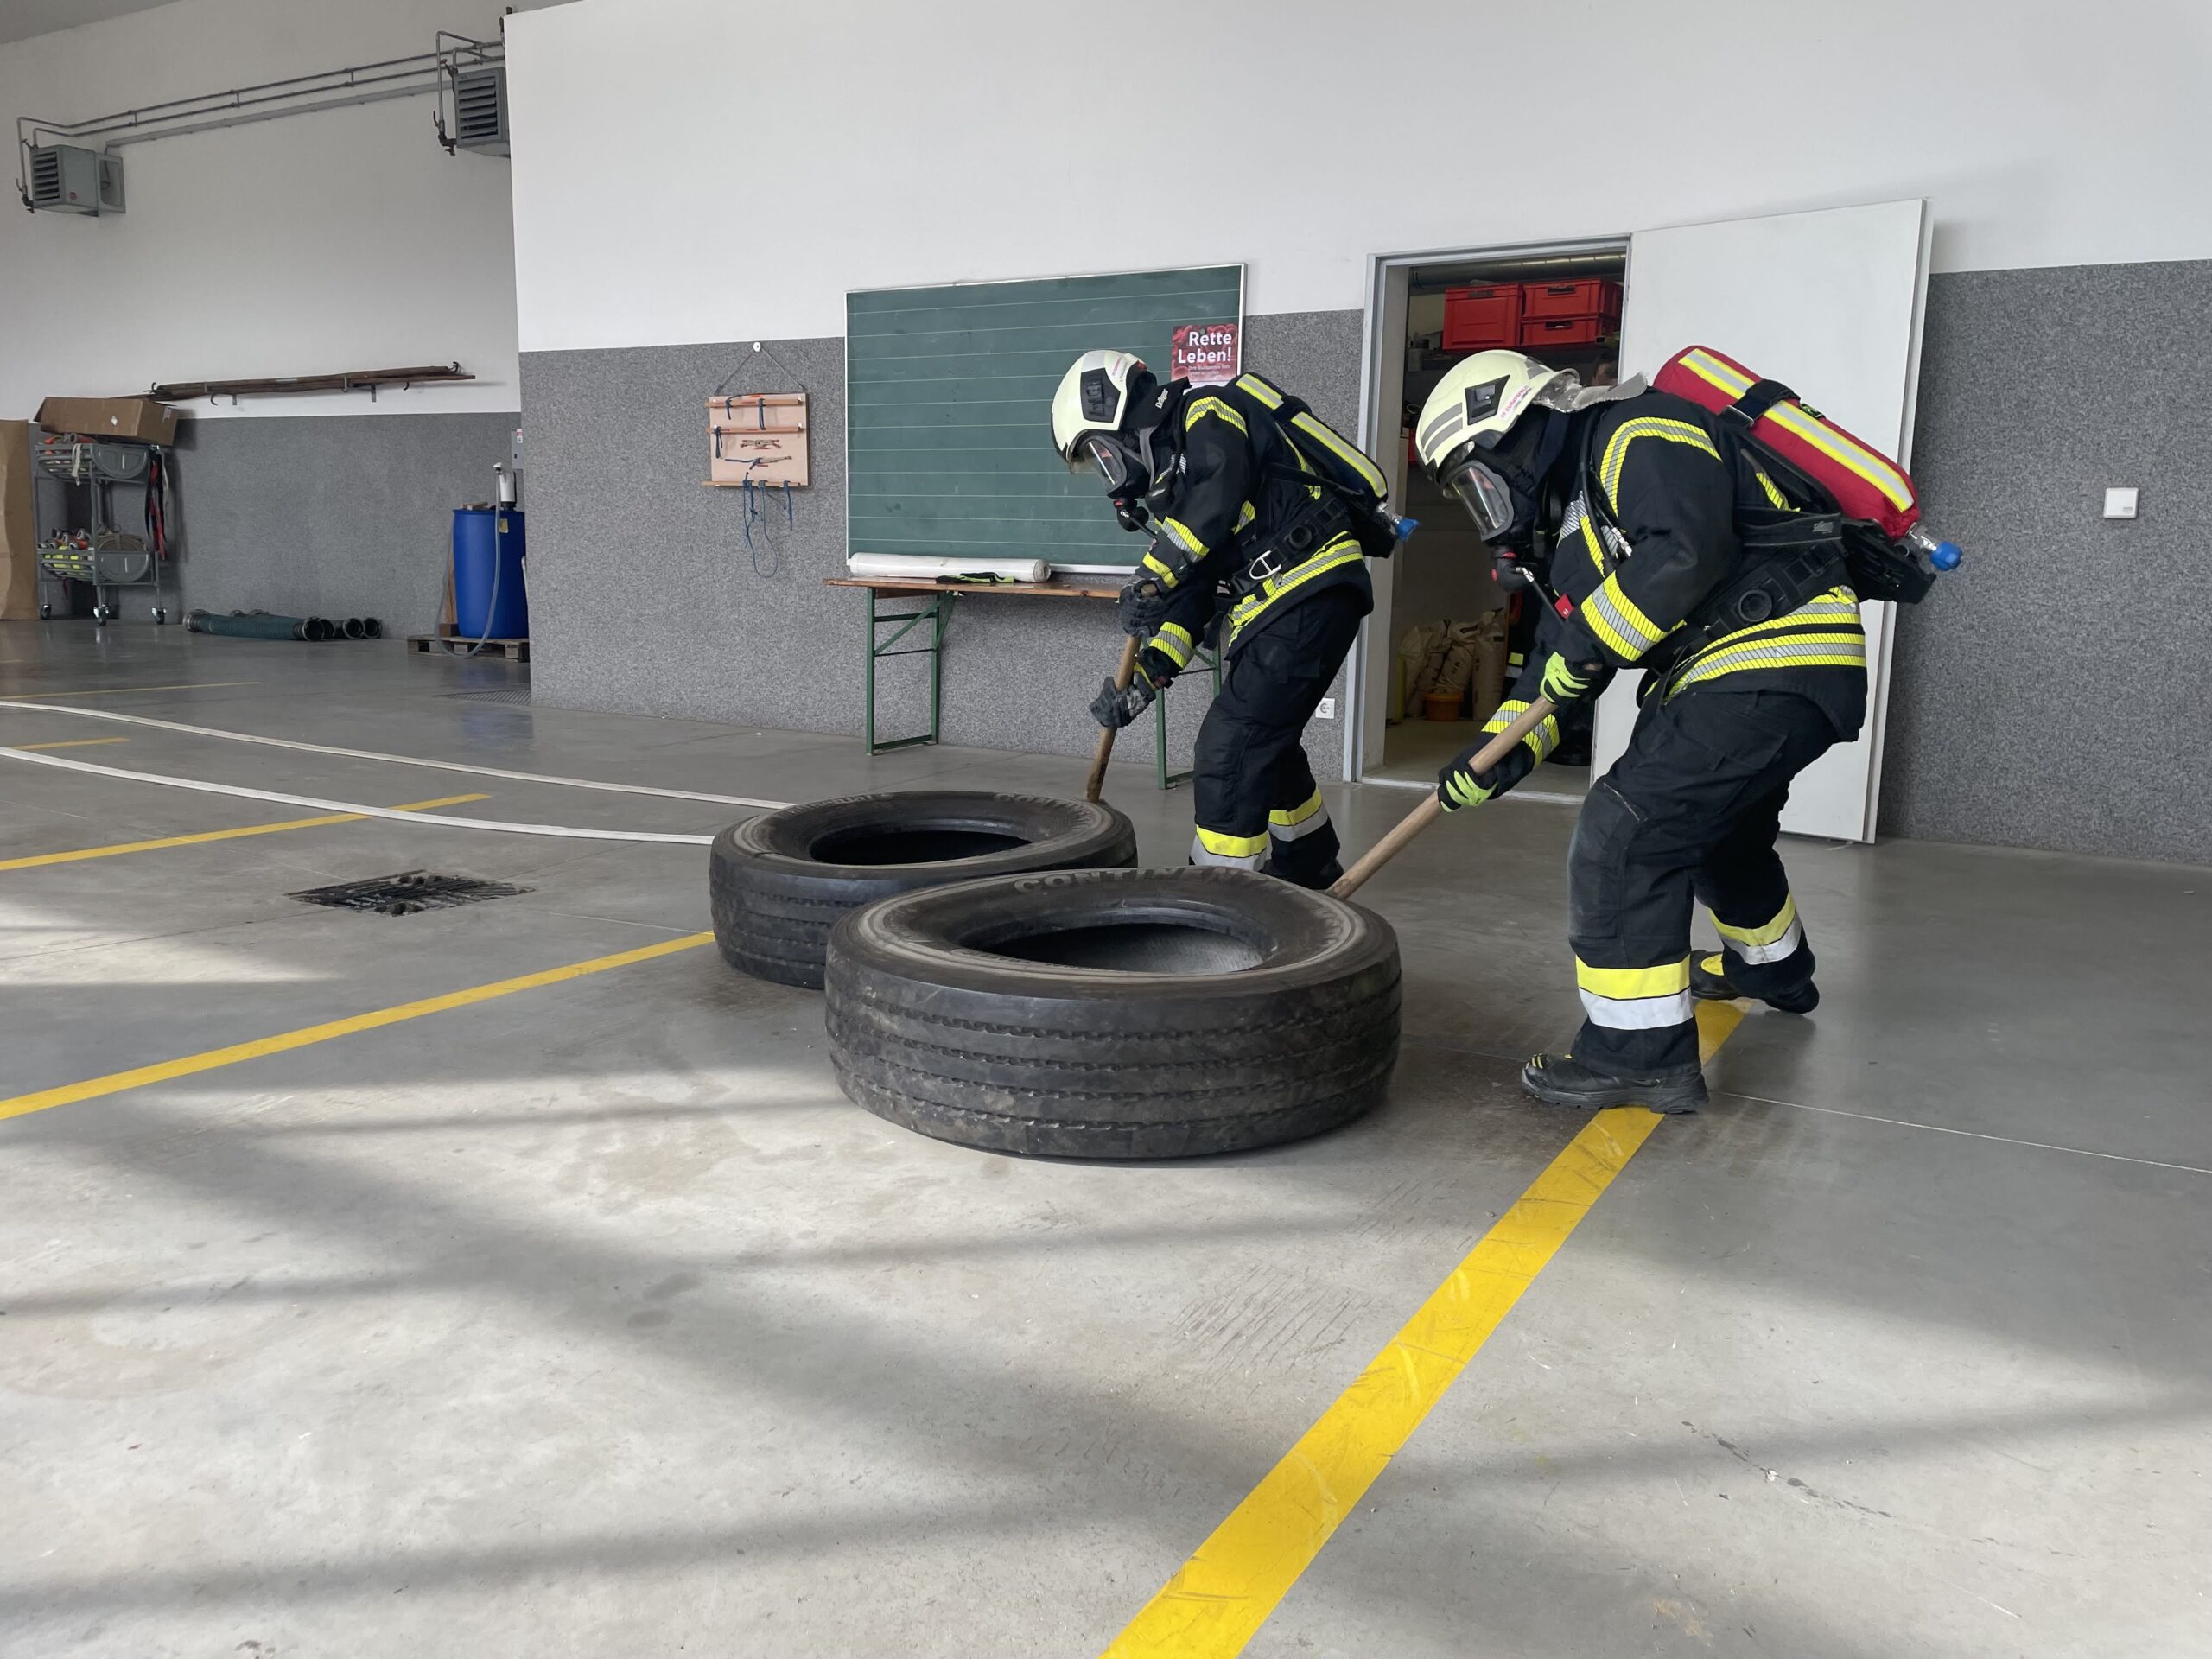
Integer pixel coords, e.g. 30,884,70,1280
1077,435,1135,491
1442,454,1518,542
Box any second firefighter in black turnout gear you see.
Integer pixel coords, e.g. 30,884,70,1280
1051,350,1398,888
1414,349,1866,1113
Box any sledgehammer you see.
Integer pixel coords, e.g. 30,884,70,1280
1331,696,1559,899
1084,637,1142,804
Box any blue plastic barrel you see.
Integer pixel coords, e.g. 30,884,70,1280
452,507,528,639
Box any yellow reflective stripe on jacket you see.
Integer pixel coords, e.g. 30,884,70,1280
1715,892,1797,950
1754,470,1789,510
1708,587,1861,647
1150,620,1194,669
1666,587,1863,694
1598,416,1720,507
1158,517,1207,559
1195,824,1269,859
1141,550,1179,585
1185,395,1248,437
1669,632,1866,692
1289,410,1387,496
1482,696,1560,761
1225,537,1363,637
1582,571,1672,662
1231,373,1283,409
1235,501,1256,531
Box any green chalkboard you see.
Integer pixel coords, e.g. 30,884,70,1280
846,265,1243,570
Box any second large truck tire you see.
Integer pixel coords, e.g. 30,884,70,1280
824,867,1401,1159
709,791,1138,988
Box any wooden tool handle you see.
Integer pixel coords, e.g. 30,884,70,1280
1330,696,1558,899
1084,636,1142,803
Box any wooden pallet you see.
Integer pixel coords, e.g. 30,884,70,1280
407,632,530,663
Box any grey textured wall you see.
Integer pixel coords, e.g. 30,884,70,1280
162,412,518,633
519,309,1366,781
1883,260,2212,865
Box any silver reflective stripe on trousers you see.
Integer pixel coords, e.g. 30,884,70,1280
1190,836,1266,870
1578,988,1695,1029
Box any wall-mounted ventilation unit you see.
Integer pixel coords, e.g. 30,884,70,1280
442,67,508,156
24,143,124,215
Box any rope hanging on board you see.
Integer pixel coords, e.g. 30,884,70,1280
713,341,805,579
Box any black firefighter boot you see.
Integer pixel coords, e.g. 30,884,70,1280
1520,1051,1709,1115
1690,951,1820,1014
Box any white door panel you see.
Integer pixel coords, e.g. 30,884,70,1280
1592,199,1931,842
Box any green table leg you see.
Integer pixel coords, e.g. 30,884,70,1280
1154,641,1224,791
865,588,952,753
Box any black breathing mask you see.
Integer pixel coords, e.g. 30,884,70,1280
1079,382,1182,533
1464,408,1571,551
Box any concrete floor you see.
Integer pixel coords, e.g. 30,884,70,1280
1,624,2206,1659
1372,716,1591,801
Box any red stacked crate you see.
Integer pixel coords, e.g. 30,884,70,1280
1517,278,1621,349
1441,285,1522,352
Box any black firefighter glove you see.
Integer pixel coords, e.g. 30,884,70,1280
1438,735,1536,812
1091,663,1161,730
1117,576,1170,640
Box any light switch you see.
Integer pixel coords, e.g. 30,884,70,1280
2104,487,2139,519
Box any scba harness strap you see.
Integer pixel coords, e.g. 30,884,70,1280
1249,390,1401,575
1568,413,1852,664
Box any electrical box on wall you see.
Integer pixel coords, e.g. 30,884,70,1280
24,144,124,215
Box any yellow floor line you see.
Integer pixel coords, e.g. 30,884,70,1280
1103,999,1747,1659
0,931,714,1122
0,793,488,871
15,737,129,751
0,680,258,700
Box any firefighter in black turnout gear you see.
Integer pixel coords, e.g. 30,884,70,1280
1414,350,1867,1114
1052,350,1399,887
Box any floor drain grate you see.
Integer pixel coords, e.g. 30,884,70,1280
290,870,531,917
435,686,533,706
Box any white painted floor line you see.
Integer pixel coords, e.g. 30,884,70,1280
0,747,718,845
0,701,793,810
1727,1090,2212,1177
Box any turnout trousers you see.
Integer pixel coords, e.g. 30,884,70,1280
1567,685,1847,1072
1188,586,1366,888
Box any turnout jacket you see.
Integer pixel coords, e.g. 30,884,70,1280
1485,389,1868,765
1130,372,1379,684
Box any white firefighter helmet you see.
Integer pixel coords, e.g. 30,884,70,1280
1412,351,1584,540
1414,351,1649,538
1051,349,1148,464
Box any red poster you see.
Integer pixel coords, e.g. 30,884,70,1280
1171,322,1240,386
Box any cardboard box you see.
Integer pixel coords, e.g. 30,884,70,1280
0,420,37,619
35,396,179,445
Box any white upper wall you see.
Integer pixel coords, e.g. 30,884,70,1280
0,0,531,417
507,0,2212,353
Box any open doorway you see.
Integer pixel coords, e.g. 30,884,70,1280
1357,239,1628,799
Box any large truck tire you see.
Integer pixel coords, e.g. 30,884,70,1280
824,867,1401,1159
709,791,1138,989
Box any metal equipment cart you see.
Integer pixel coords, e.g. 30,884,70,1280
33,432,172,623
